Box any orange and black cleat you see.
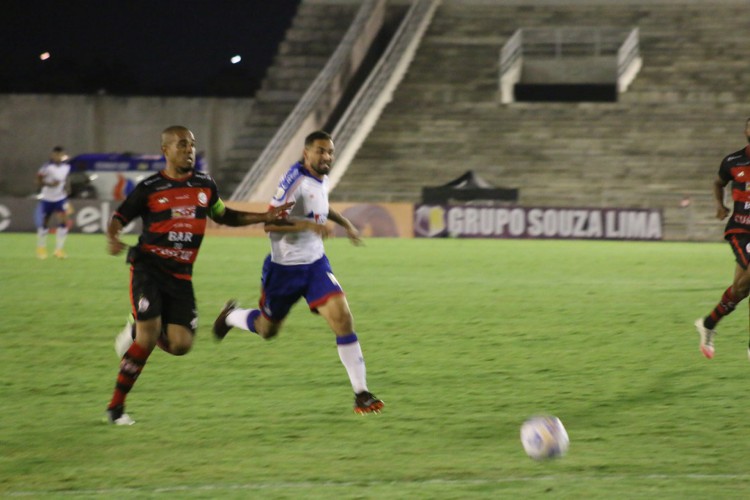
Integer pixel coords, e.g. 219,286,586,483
354,391,384,415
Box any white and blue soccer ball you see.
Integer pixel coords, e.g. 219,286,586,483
520,415,569,461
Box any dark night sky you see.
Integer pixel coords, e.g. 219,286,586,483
1,0,301,96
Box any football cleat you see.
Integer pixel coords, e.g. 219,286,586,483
53,249,67,259
105,404,135,426
213,300,237,340
695,318,716,359
36,247,48,260
354,391,384,415
114,315,135,357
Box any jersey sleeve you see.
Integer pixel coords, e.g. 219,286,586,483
271,172,301,209
206,176,224,218
718,161,731,182
113,182,147,225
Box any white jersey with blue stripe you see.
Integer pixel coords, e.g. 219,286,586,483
38,162,71,202
269,162,329,265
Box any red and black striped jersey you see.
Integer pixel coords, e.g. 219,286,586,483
719,145,750,238
113,170,222,280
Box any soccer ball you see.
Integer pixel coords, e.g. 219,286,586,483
520,415,569,460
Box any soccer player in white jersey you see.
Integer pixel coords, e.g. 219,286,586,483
35,146,72,259
213,130,384,414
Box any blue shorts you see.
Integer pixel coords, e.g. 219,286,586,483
259,255,344,321
38,199,67,224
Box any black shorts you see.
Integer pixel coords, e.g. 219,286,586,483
130,262,197,333
727,234,750,269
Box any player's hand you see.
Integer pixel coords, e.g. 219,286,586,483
345,225,363,246
716,205,730,220
264,202,294,222
306,221,330,239
107,237,127,256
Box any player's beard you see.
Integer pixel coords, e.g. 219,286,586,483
312,162,331,176
176,158,195,175
176,164,194,175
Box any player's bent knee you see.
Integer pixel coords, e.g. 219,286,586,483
256,317,281,339
259,325,280,340
733,280,750,299
171,344,192,356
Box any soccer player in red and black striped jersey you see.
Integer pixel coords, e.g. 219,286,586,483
695,118,750,360
104,125,292,425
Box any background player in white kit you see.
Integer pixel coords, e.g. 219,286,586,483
213,130,384,414
35,146,72,259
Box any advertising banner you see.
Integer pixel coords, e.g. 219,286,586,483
207,202,414,238
0,197,141,234
0,197,412,238
414,204,663,241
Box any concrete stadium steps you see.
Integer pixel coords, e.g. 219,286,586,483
215,1,358,194
330,2,747,240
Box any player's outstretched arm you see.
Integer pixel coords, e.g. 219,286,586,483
328,208,362,246
264,219,330,238
212,201,294,227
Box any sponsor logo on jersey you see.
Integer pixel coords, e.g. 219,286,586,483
172,206,196,218
168,231,193,242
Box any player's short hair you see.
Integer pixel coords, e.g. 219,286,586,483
52,146,65,152
305,130,332,147
161,125,191,146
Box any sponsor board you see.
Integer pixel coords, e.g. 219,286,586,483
1,197,412,238
0,197,140,234
207,202,414,238
414,204,662,240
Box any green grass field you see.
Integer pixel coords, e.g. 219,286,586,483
2,233,749,498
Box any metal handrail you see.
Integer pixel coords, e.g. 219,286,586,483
519,27,628,58
618,27,640,77
329,0,441,191
499,29,523,76
230,0,385,201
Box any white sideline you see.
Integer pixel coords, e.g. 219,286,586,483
7,474,750,497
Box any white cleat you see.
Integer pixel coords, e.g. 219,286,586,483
105,406,135,425
114,316,135,358
694,318,715,359
111,413,135,426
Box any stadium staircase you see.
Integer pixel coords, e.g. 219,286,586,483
214,1,358,196
330,1,750,241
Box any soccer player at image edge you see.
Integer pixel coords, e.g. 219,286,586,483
695,118,750,361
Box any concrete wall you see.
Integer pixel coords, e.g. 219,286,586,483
522,57,617,84
0,94,252,197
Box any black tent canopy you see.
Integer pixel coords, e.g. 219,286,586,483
421,170,518,204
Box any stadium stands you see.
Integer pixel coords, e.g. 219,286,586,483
329,1,750,241
216,2,358,195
